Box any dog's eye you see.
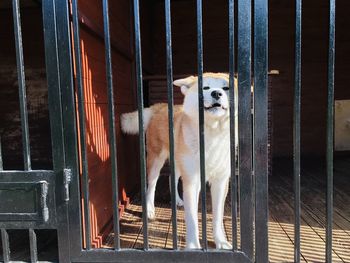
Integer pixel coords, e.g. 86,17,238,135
223,86,229,91
203,86,210,90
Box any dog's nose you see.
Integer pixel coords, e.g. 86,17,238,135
211,90,223,100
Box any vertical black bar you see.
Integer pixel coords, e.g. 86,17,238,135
326,0,335,262
294,0,302,262
29,229,38,263
254,0,269,261
54,0,83,256
0,135,3,170
164,0,178,250
1,229,10,263
238,0,253,258
196,0,207,250
228,0,237,251
42,0,70,261
12,0,31,171
71,0,91,250
133,0,148,250
102,0,121,250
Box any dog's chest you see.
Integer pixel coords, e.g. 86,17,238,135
204,129,230,178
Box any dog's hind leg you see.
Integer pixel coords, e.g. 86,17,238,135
183,175,201,249
168,166,183,207
146,150,167,220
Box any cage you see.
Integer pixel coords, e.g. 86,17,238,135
0,0,349,262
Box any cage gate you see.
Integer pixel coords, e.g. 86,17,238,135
63,0,268,262
0,0,339,262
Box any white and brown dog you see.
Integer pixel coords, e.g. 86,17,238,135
121,72,237,249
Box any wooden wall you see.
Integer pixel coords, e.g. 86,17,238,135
269,0,350,157
75,0,139,247
145,0,350,158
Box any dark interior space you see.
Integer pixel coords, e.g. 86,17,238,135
0,0,52,170
0,0,349,261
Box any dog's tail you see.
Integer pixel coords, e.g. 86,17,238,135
121,108,153,135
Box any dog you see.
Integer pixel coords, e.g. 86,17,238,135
121,72,238,249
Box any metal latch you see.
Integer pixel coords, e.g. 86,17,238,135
63,168,72,202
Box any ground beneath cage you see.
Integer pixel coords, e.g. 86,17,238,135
104,157,350,263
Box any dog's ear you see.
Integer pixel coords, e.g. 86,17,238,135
173,76,196,95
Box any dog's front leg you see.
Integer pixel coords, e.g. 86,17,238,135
211,178,232,249
183,176,201,249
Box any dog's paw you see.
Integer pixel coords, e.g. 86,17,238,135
215,240,232,250
147,207,156,220
185,242,201,250
176,198,184,207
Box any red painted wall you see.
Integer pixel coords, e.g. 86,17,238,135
73,0,139,247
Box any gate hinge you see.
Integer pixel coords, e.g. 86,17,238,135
63,168,72,202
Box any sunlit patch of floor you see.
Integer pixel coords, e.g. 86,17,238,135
103,157,350,263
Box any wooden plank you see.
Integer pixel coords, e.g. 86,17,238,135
268,216,297,262
272,167,345,262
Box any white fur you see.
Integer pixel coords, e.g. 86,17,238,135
121,108,153,134
175,74,237,249
121,73,238,249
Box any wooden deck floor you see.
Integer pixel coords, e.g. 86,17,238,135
105,156,350,263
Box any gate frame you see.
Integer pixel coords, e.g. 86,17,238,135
51,0,268,262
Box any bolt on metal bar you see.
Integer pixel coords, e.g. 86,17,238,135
12,0,31,171
71,0,91,250
1,229,10,263
29,229,38,263
238,0,253,258
102,0,121,250
326,0,336,262
164,0,178,250
133,0,149,250
196,0,207,250
254,0,269,261
293,0,302,262
228,0,237,251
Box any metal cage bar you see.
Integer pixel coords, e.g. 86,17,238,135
293,0,302,262
1,229,10,263
228,0,238,252
42,0,71,260
71,0,92,250
0,135,3,171
164,0,178,250
12,0,31,171
102,0,121,250
54,0,84,256
254,0,269,261
133,0,149,250
196,0,207,250
29,229,38,263
238,0,253,258
326,0,336,261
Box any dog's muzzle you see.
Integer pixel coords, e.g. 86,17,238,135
204,102,227,111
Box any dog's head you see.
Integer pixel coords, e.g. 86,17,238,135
174,72,231,120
